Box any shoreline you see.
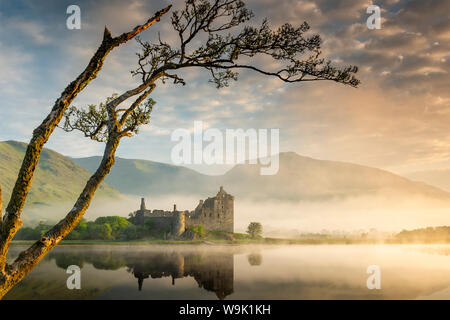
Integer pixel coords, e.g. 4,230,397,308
11,238,449,246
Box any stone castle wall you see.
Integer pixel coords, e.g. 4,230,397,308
172,209,186,236
134,187,234,236
147,216,173,234
186,186,234,233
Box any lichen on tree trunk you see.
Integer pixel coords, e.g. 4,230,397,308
0,136,120,299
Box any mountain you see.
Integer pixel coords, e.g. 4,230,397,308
71,156,212,196
218,152,450,202
72,152,450,203
0,141,120,209
6,140,449,230
405,169,450,193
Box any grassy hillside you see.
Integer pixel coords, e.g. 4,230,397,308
0,141,120,209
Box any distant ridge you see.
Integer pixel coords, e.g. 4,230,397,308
71,156,213,196
406,169,450,193
72,151,450,203
217,152,450,202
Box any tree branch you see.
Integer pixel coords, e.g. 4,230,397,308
136,0,360,89
119,85,156,127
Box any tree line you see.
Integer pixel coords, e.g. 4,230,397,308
395,226,450,243
15,217,142,241
15,218,263,241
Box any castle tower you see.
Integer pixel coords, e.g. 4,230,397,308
140,198,146,211
211,186,234,233
172,204,185,237
218,187,234,233
135,198,148,225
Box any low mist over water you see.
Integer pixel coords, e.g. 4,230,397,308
23,192,450,236
6,244,450,300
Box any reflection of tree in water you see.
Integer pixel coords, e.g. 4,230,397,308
247,253,263,266
49,248,234,300
49,250,127,270
50,252,85,270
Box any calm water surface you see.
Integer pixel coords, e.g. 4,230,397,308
5,244,450,300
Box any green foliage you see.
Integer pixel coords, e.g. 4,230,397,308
140,218,167,238
184,225,206,240
14,222,53,240
120,224,146,241
144,219,154,230
14,227,41,240
62,94,156,143
98,223,113,240
206,230,234,240
95,216,130,238
15,217,133,241
62,96,112,142
66,218,88,240
84,221,113,240
15,217,258,243
247,222,263,238
192,225,205,237
233,232,252,239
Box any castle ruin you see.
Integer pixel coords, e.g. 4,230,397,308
133,186,234,237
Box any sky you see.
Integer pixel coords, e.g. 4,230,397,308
0,0,449,175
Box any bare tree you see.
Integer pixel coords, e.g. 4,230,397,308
0,5,171,298
0,0,359,299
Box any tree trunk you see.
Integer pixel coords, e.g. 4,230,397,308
0,135,120,298
0,185,3,272
0,5,171,299
0,5,171,277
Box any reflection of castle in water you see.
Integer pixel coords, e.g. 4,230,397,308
131,252,234,300
48,248,235,300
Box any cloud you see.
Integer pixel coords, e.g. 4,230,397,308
0,42,33,95
1,0,449,177
13,20,51,44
